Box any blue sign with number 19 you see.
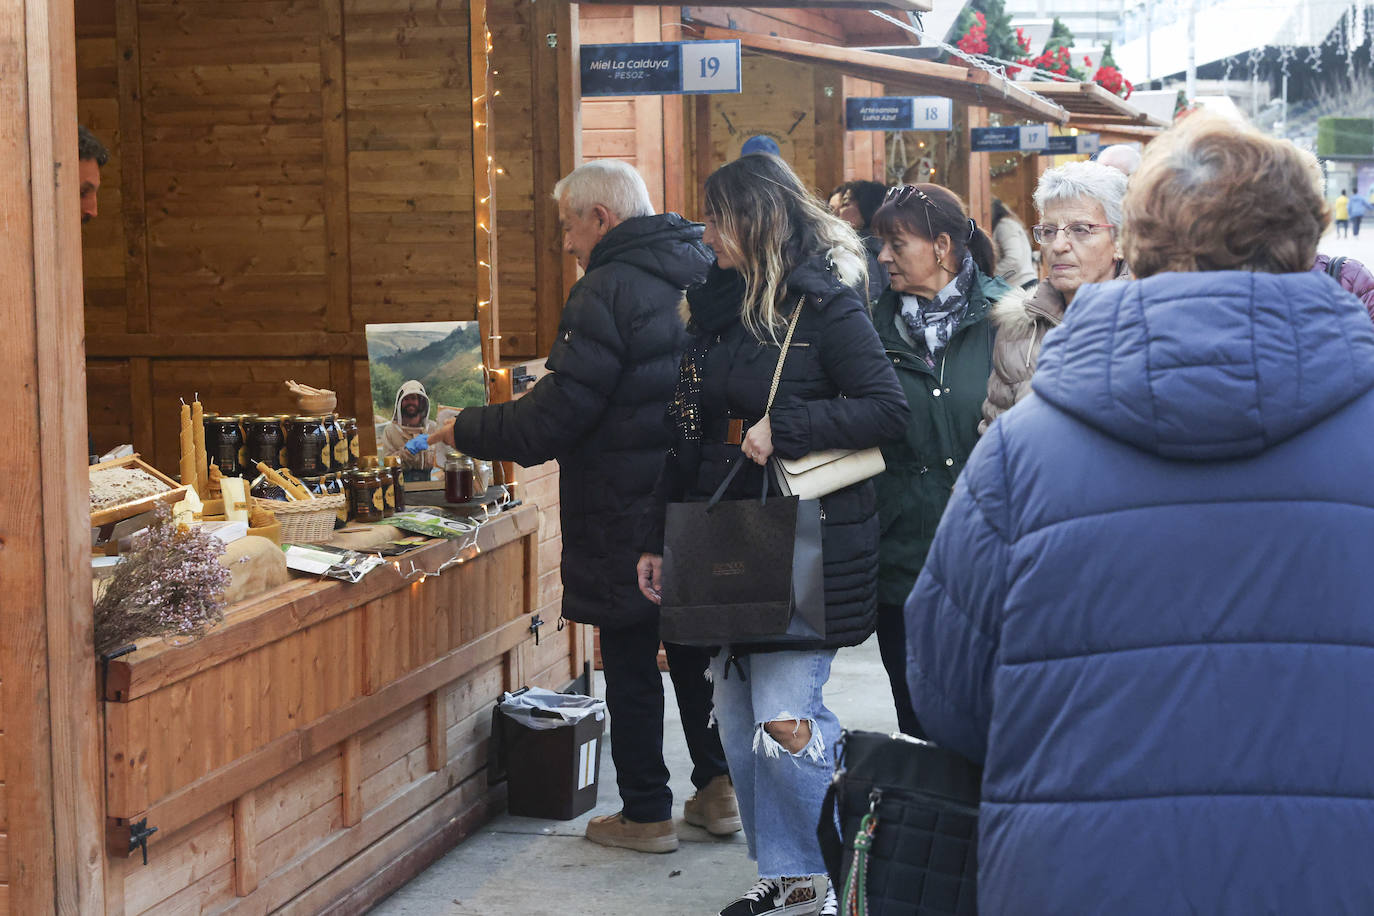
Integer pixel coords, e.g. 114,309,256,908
581,41,741,97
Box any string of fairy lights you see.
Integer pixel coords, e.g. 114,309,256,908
331,24,516,590
371,484,516,585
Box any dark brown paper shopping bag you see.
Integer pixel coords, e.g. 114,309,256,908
659,460,825,647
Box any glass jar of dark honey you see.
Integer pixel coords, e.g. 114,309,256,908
285,416,329,478
204,414,244,478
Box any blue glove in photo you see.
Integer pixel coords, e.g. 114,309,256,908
404,434,429,455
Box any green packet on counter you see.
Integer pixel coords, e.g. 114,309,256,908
386,509,478,539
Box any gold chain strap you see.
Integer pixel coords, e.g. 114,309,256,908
765,296,807,416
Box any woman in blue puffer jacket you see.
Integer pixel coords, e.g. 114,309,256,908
906,114,1374,914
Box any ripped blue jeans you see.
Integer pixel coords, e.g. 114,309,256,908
708,648,839,878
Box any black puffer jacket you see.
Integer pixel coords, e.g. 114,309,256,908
645,251,909,650
452,213,712,628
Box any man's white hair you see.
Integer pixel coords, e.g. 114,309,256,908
1034,161,1129,228
552,160,654,220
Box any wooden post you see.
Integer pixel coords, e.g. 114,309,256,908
232,792,259,896
965,105,993,230
425,691,447,772
813,67,843,197
530,0,579,357
341,735,363,828
0,0,107,908
471,0,500,373
660,7,686,217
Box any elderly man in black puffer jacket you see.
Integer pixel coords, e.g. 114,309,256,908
431,160,729,853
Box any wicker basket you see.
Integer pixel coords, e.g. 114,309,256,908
268,494,346,544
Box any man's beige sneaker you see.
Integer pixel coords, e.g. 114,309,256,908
584,811,679,853
683,774,743,836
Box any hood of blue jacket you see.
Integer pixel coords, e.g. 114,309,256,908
1031,270,1374,460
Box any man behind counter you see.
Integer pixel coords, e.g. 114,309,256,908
410,160,738,855
81,125,109,461
79,124,107,225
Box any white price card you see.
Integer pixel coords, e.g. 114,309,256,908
912,97,953,131
681,41,741,94
1019,124,1049,151
577,738,598,790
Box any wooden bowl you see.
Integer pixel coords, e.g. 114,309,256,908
296,391,337,415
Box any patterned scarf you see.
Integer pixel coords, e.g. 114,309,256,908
670,265,745,451
899,253,976,365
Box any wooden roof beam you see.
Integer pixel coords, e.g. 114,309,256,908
701,26,1068,124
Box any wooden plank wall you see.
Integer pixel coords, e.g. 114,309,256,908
488,0,577,360
76,0,563,475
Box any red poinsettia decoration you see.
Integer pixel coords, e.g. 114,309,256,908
1092,64,1134,99
957,12,989,55
1019,45,1074,76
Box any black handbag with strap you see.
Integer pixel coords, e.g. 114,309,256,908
818,729,982,915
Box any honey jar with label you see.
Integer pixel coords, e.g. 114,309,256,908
346,468,384,523
341,417,360,468
244,415,286,470
204,414,244,478
285,416,329,478
384,455,406,512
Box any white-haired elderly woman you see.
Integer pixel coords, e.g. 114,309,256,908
979,161,1129,431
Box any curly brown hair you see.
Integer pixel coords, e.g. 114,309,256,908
1123,114,1329,278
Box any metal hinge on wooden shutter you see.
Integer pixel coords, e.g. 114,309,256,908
108,815,159,865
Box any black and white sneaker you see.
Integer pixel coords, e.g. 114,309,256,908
718,876,823,916
818,880,838,916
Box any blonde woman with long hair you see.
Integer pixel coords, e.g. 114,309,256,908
638,154,908,916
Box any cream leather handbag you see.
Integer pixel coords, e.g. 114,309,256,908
765,298,886,500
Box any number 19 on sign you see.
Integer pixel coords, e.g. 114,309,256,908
681,41,740,93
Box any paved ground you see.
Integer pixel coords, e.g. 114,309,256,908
369,634,900,916
1321,220,1374,264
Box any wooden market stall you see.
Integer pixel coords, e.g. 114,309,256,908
3,0,588,911
990,82,1166,226
575,5,1068,228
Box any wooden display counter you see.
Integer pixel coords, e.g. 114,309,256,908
99,504,587,915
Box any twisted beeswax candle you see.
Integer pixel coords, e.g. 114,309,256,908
179,402,197,493
191,399,207,497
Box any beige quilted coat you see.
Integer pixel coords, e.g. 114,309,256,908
979,261,1129,434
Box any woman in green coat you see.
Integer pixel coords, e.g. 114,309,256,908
868,184,1010,736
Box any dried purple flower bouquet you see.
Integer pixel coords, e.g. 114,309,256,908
95,503,231,655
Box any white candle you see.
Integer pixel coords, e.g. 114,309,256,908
221,477,250,523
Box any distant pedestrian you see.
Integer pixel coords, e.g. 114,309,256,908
1311,253,1374,322
832,179,890,304
981,162,1130,432
1349,191,1367,236
1334,188,1350,237
1095,142,1141,176
989,197,1037,289
1296,152,1374,321
639,153,907,916
867,183,1010,738
907,113,1374,916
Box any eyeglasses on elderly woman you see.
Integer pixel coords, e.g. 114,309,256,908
1031,222,1115,244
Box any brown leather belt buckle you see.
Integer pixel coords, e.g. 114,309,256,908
725,418,744,446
